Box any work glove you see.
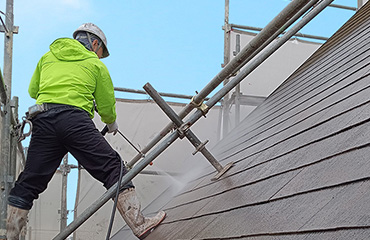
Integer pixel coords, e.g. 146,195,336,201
107,121,119,135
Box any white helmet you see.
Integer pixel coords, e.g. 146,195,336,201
73,23,110,58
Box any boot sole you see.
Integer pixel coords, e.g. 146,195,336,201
138,212,166,240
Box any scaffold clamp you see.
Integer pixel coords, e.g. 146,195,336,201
177,122,190,139
190,96,209,116
192,140,209,155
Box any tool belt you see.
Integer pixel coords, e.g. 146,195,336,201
26,103,72,119
17,103,75,142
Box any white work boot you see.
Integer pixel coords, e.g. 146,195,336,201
6,205,29,240
116,188,166,239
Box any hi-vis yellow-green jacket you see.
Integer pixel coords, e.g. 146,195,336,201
28,38,116,124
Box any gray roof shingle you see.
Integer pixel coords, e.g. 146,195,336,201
113,2,370,240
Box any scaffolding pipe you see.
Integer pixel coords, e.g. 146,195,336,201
9,97,18,191
8,105,26,166
222,0,231,137
0,0,14,238
326,3,357,11
234,34,241,126
288,0,357,11
8,97,18,239
60,155,69,232
72,165,81,240
230,24,329,41
358,0,369,9
223,0,230,68
114,87,208,101
327,3,357,11
2,0,13,98
127,0,319,168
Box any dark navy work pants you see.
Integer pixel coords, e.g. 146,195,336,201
9,105,134,210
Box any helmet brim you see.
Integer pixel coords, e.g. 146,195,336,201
102,46,110,58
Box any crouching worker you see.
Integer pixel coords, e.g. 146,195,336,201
6,23,165,240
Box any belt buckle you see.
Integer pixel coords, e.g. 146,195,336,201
27,104,46,119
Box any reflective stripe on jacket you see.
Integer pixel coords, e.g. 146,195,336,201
28,38,116,124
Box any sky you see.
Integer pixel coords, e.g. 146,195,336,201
0,0,357,227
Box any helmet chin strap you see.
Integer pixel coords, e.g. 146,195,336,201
86,32,102,54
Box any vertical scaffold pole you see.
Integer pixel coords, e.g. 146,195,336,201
0,0,14,238
60,154,69,231
222,0,231,138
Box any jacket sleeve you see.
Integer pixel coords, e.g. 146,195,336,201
28,58,42,99
94,63,117,124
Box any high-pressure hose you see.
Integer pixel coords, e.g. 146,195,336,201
101,124,149,239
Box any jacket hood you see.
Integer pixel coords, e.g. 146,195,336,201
49,38,98,61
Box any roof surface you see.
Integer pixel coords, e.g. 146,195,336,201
112,2,370,239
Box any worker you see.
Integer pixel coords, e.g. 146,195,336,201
6,23,165,240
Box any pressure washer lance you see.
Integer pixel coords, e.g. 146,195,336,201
100,125,148,165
